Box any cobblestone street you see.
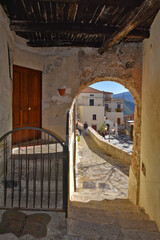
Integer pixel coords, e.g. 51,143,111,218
104,134,133,154
73,134,130,202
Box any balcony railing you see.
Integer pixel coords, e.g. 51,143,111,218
104,97,112,101
105,108,111,112
115,108,123,112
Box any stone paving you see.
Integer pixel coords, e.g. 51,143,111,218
72,134,130,202
104,134,133,154
0,209,87,240
0,210,69,240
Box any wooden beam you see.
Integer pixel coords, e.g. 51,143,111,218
98,0,160,54
27,40,102,48
37,0,142,7
10,21,150,38
38,0,79,2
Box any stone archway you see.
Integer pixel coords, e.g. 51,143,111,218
75,43,142,204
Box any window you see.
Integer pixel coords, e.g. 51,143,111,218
105,104,109,109
90,99,94,106
93,114,96,120
90,94,94,96
117,104,121,109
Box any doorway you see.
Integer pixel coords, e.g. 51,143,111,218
13,65,42,143
117,118,121,125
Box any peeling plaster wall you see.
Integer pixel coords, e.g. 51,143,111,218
42,52,79,139
0,6,15,176
0,6,14,137
140,11,160,230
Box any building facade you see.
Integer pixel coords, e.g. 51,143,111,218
77,87,124,131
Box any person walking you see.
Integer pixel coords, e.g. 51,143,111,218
84,122,88,135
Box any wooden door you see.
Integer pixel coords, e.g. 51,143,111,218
13,65,42,143
92,125,97,131
117,118,121,125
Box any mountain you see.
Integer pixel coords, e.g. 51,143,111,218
113,91,135,103
113,92,135,116
123,100,135,116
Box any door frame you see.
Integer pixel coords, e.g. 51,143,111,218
12,65,42,131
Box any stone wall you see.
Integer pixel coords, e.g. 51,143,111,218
88,127,132,165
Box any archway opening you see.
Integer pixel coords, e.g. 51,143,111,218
70,80,138,203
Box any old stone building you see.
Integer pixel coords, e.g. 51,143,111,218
0,0,160,238
77,86,124,131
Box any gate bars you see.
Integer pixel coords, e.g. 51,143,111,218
0,127,69,213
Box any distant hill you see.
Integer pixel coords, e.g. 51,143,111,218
113,92,135,115
123,100,135,115
113,91,135,103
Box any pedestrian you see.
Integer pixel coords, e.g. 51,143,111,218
84,121,88,135
102,131,105,138
77,121,83,136
79,128,82,136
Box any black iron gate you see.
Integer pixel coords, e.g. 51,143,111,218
0,127,69,213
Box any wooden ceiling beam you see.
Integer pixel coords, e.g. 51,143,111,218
37,0,142,7
27,40,102,48
10,22,150,38
38,0,79,2
98,0,160,54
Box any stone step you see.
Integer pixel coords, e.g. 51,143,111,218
68,199,159,239
64,235,88,240
69,206,158,232
69,206,150,223
68,219,160,240
70,198,147,215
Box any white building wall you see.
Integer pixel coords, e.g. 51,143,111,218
140,11,160,230
78,106,104,130
106,112,124,124
109,99,123,112
77,93,103,106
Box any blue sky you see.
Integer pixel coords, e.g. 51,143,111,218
90,81,129,94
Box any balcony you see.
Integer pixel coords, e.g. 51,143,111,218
105,108,111,112
104,97,112,101
115,108,123,112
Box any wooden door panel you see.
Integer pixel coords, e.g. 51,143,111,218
29,71,41,128
13,71,21,130
13,66,42,144
21,71,29,109
32,110,38,125
22,110,29,125
13,111,21,127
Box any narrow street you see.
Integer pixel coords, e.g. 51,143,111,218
73,133,130,202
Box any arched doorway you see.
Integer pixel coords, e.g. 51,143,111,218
71,75,141,205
